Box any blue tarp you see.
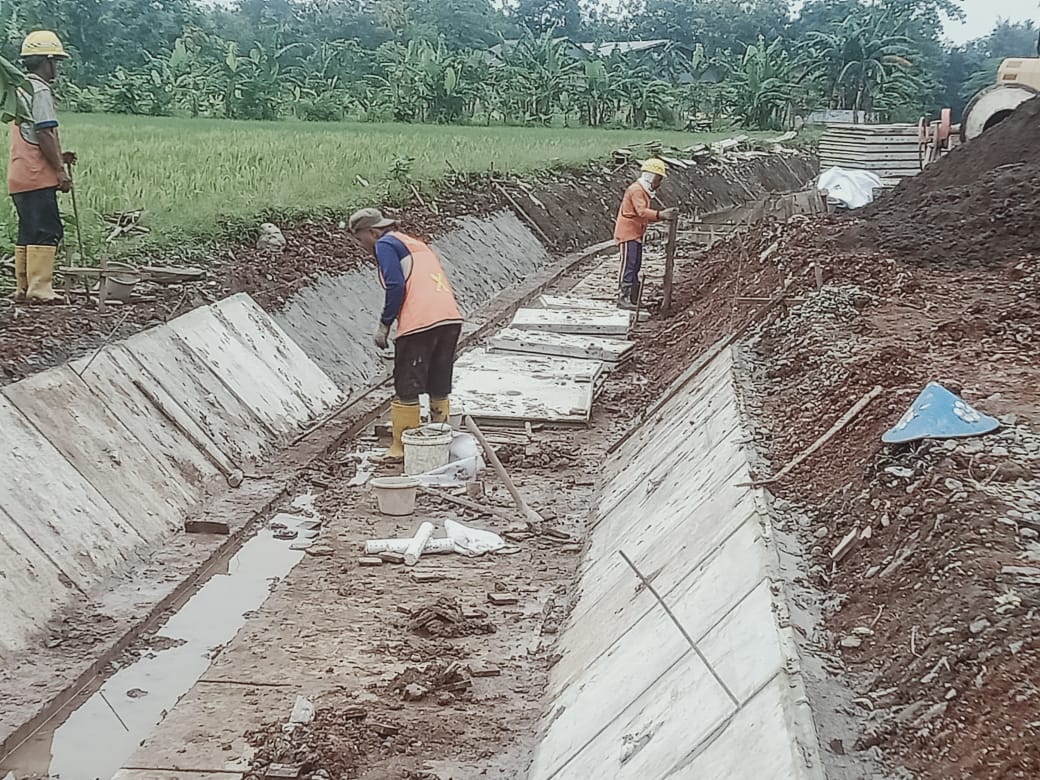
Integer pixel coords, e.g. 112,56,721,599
883,382,1000,444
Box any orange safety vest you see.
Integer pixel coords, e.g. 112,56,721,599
379,231,463,337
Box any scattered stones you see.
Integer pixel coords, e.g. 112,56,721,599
468,661,502,678
435,691,455,706
840,635,863,649
487,592,519,606
257,222,287,251
378,551,406,564
969,618,991,635
814,526,830,539
358,556,383,567
305,545,334,558
402,683,428,702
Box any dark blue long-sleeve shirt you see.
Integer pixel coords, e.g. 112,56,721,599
375,233,409,326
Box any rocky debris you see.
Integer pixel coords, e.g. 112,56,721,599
256,222,287,252
382,661,474,703
245,701,413,780
406,597,496,638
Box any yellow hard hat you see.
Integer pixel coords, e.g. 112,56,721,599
640,157,667,177
21,30,70,59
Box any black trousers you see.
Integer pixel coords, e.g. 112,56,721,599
394,322,462,403
11,187,63,246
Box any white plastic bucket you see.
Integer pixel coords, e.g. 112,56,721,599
371,476,419,516
402,423,452,476
102,262,141,302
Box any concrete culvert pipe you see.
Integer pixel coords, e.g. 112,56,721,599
960,83,1038,142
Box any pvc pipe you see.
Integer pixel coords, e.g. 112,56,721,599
364,537,456,555
404,522,436,567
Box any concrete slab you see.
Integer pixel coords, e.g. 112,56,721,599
71,345,224,498
531,650,735,780
538,294,620,312
0,505,71,654
534,607,691,771
209,294,344,418
488,328,635,363
167,299,317,437
670,675,820,779
696,579,787,704
122,325,273,465
0,394,144,594
453,367,594,426
510,308,631,337
3,365,195,540
456,348,604,385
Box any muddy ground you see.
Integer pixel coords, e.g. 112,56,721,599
0,154,813,386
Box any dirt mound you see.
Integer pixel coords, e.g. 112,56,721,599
841,96,1040,264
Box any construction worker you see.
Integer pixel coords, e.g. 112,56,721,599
9,30,72,303
349,208,464,461
613,158,676,310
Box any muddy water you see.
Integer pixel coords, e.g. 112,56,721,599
0,502,319,780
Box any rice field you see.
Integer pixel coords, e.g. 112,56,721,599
0,113,760,252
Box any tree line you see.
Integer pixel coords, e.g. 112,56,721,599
1,0,1036,130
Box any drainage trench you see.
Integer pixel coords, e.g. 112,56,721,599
0,155,817,778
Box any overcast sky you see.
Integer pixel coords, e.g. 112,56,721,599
942,0,1037,44
207,0,1037,47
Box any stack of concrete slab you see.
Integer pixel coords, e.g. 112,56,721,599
0,293,343,655
819,123,921,186
454,293,633,426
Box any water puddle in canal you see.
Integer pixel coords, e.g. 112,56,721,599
1,500,319,780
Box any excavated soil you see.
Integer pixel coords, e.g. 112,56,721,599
608,111,1040,778
839,96,1040,264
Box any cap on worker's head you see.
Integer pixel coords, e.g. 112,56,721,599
21,30,70,60
640,157,668,177
348,207,396,234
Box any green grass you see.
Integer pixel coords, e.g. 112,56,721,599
1,114,772,257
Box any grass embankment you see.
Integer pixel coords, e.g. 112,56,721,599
0,114,765,258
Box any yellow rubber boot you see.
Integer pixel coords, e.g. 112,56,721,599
26,245,62,302
430,397,451,424
13,246,27,302
384,399,421,462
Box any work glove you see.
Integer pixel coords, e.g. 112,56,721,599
373,322,391,350
659,207,678,221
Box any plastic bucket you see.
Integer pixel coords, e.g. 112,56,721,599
371,476,419,516
102,262,141,302
402,423,452,476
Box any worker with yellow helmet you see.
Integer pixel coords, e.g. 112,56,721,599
612,157,676,310
9,30,72,303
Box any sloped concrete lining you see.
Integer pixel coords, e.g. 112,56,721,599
70,345,225,499
528,348,823,780
122,326,273,466
0,294,345,656
167,294,343,438
273,211,553,392
2,366,194,541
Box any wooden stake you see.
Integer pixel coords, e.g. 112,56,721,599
495,183,552,247
661,216,679,316
464,416,544,533
740,385,884,487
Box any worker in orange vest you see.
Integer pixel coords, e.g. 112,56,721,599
9,31,73,304
613,158,676,310
350,208,464,461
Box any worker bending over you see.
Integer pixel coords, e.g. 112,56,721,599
613,157,676,310
9,31,72,303
350,208,464,461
